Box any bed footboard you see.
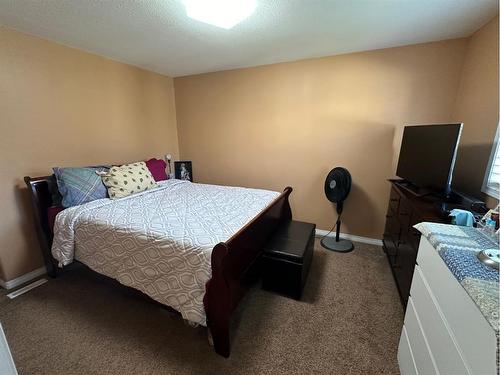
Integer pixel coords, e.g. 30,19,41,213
204,186,293,357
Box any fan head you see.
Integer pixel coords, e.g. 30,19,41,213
324,167,352,203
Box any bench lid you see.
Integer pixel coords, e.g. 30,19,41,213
263,221,315,263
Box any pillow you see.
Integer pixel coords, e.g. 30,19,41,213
101,161,157,199
145,158,167,181
53,166,109,208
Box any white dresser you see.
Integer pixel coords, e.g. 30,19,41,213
398,236,498,375
0,323,17,375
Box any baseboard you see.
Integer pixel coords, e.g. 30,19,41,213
0,267,47,290
315,229,383,247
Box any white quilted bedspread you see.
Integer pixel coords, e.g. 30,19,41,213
52,179,279,325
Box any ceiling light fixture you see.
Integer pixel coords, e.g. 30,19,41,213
182,0,257,30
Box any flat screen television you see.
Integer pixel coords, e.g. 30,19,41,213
396,123,463,197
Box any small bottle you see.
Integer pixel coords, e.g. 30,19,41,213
491,211,499,230
485,219,497,237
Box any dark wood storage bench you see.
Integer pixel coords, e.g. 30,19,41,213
261,220,316,299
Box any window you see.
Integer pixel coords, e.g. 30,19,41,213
482,123,500,198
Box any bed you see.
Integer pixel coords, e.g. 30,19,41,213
24,175,293,357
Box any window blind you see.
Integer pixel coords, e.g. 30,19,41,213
483,124,500,197
487,142,500,187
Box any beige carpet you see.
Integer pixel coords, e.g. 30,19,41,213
0,240,403,375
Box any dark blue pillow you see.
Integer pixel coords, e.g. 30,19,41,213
53,166,109,208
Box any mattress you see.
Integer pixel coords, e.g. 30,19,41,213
51,179,280,325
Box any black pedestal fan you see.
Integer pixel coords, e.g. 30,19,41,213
320,167,354,252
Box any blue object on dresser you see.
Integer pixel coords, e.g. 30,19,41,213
449,208,475,227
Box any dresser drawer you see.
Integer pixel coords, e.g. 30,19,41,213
398,326,418,375
398,197,411,232
416,237,496,375
410,267,469,375
404,298,438,375
383,211,401,242
407,225,420,252
389,187,400,214
393,242,416,306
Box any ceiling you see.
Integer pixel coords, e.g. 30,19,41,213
0,0,497,77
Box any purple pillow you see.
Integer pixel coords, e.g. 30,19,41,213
145,158,167,181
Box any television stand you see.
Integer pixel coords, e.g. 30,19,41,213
383,180,448,307
384,180,487,307
394,180,432,197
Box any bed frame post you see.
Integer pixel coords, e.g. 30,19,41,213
206,243,231,357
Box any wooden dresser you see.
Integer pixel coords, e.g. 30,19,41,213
382,180,447,307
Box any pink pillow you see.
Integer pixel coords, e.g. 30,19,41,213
145,158,167,181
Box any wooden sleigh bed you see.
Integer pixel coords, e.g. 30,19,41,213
24,175,293,358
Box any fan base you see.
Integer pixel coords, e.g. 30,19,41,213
320,237,354,253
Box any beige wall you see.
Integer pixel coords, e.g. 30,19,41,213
452,16,499,206
3,16,497,283
174,39,469,239
0,27,179,281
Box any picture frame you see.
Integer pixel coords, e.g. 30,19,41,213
174,161,193,182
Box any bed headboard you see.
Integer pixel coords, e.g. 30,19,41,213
24,175,62,277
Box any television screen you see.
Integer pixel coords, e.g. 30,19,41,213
396,124,463,194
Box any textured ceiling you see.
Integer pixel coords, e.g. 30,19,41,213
0,0,497,77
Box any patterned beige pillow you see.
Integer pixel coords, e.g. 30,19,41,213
101,161,157,199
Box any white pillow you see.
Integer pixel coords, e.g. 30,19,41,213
101,161,157,199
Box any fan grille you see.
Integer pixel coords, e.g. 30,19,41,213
324,167,352,203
